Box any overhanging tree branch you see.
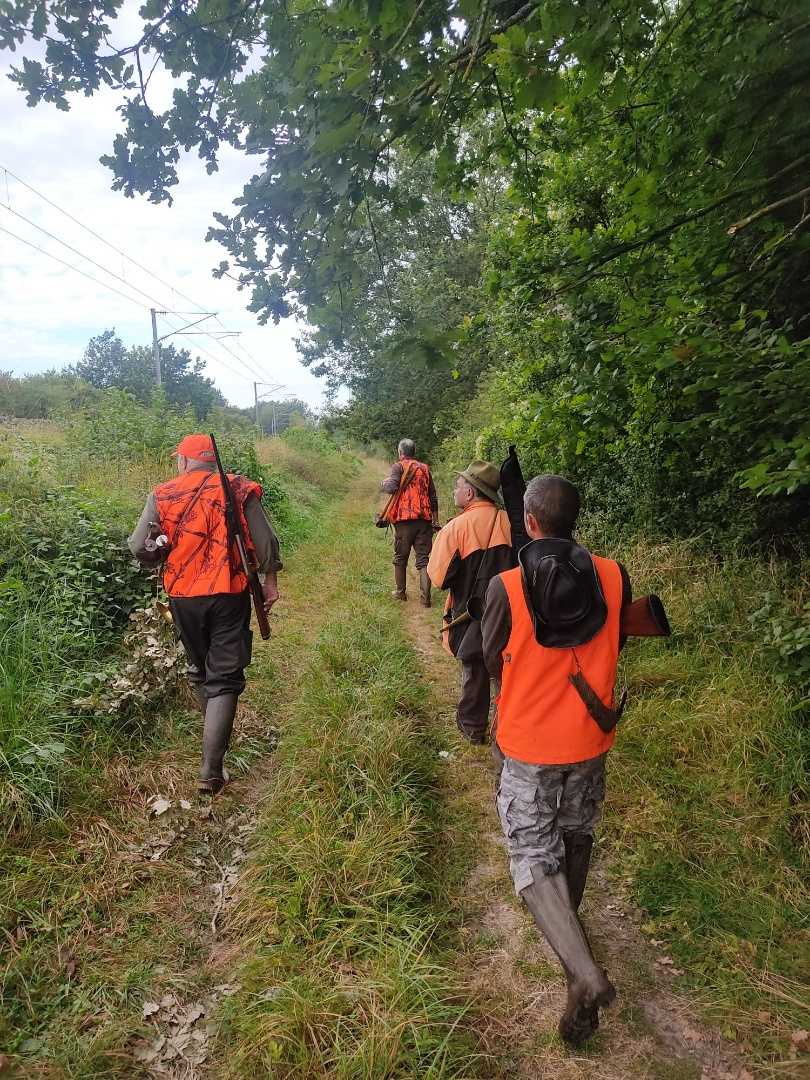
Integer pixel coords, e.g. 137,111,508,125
727,186,810,236
549,154,810,292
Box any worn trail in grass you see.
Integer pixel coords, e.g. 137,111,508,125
400,565,769,1080
3,460,804,1077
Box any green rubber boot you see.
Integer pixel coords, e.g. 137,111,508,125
198,693,238,795
520,866,615,1045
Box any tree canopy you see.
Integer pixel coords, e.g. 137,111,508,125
72,329,225,418
2,1,808,538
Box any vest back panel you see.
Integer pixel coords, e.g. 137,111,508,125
495,555,623,765
391,460,433,522
154,469,262,597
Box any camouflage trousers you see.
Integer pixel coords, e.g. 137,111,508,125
494,748,607,894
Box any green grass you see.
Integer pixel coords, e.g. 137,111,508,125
210,490,480,1078
0,422,355,829
0,423,361,1071
598,536,809,1063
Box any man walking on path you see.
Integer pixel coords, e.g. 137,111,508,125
129,433,282,794
428,461,512,744
481,474,632,1045
379,438,440,606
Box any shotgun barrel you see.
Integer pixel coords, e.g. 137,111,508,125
210,433,272,641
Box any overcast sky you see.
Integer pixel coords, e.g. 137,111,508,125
0,12,329,410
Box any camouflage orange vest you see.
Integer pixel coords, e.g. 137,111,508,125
154,468,262,597
390,459,433,522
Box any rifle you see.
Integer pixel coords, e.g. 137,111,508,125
500,445,531,557
375,462,415,527
210,433,272,641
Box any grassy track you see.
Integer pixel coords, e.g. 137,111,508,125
0,430,357,1074
2,449,806,1076
207,465,478,1077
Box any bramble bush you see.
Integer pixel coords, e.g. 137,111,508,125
0,402,351,828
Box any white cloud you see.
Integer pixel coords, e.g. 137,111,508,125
0,18,327,410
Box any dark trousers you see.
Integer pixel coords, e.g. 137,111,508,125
457,658,491,740
169,591,253,700
392,519,433,569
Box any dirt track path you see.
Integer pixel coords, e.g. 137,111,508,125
399,561,755,1080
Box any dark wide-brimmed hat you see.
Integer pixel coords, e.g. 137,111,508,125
518,538,607,648
457,460,502,504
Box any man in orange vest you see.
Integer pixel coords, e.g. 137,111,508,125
481,473,632,1045
428,461,513,743
128,434,282,793
379,438,439,606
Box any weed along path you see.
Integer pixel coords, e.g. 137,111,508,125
0,462,788,1078
399,559,756,1080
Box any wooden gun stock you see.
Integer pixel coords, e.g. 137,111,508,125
621,595,671,637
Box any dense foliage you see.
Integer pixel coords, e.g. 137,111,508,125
72,329,226,418
0,368,97,418
3,1,806,543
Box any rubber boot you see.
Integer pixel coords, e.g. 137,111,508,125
392,563,407,601
198,693,238,794
564,832,594,912
520,867,615,1045
419,568,432,608
192,684,207,717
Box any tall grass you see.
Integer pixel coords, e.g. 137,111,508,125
0,419,356,831
0,606,92,825
598,535,809,1059
214,504,477,1077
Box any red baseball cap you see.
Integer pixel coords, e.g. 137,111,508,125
172,434,215,460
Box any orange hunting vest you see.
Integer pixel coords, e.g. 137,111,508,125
390,459,433,522
154,468,262,598
495,555,623,766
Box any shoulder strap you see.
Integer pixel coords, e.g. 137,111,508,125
174,472,215,533
469,508,501,597
398,462,416,489
384,462,416,518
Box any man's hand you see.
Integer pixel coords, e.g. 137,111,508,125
432,515,441,533
262,573,280,612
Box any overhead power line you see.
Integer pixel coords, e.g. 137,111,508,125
0,162,276,384
1,220,256,385
155,312,256,384
0,223,151,309
1,217,258,386
2,201,179,314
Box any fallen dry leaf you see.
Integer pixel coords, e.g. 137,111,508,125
142,1001,160,1019
133,1034,166,1064
180,1002,206,1026
150,798,172,816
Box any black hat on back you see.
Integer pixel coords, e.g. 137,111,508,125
518,538,607,648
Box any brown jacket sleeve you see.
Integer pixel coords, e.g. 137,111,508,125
427,470,439,514
127,492,158,560
245,494,283,573
482,575,511,681
380,461,404,495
